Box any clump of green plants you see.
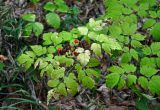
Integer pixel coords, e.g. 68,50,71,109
22,0,80,38
17,0,160,107
18,15,121,104
22,13,43,37
104,0,160,97
43,0,70,29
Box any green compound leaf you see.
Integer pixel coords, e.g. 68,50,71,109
48,79,59,87
88,32,98,41
88,18,103,31
46,12,61,29
115,35,126,44
24,59,34,70
43,32,62,46
21,13,36,22
23,22,43,37
138,10,148,17
75,64,82,73
43,32,54,45
108,25,122,36
122,7,133,15
123,47,129,52
91,43,101,57
23,23,33,37
78,70,86,81
44,64,54,76
85,68,100,78
138,76,148,90
105,1,123,19
77,53,90,66
45,54,54,62
51,35,63,45
78,27,88,35
149,11,157,18
121,64,136,73
54,0,69,13
57,4,69,13
121,53,132,63
68,73,76,80
127,74,137,87
31,45,47,56
33,22,44,37
106,73,120,89
131,33,146,41
149,76,160,95
130,49,138,61
54,0,65,5
131,40,142,48
142,46,152,55
65,58,74,67
54,56,74,67
25,51,36,58
51,67,65,79
140,66,158,77
102,43,111,54
150,42,160,55
123,15,137,24
120,0,138,7
82,76,95,89
109,66,125,74
59,31,72,41
101,37,122,54
138,2,149,10
17,54,34,70
64,75,78,95
140,57,156,68
57,83,67,96
151,22,160,41
47,46,56,54
39,61,48,69
101,35,122,50
43,2,56,12
17,54,30,64
143,19,156,29
87,58,100,67
118,78,126,90
121,23,137,35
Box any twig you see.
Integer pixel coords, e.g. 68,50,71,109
27,80,49,110
6,48,15,66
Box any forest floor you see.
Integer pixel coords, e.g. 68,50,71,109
0,0,160,110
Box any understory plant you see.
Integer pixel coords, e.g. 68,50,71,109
17,0,160,107
104,0,160,97
22,0,79,38
18,9,121,104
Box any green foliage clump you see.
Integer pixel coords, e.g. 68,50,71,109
22,0,78,37
104,0,160,96
18,7,121,104
22,13,44,37
17,0,160,105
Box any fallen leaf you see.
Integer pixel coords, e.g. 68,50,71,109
0,55,8,61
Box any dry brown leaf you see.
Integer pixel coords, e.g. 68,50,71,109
0,55,8,61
